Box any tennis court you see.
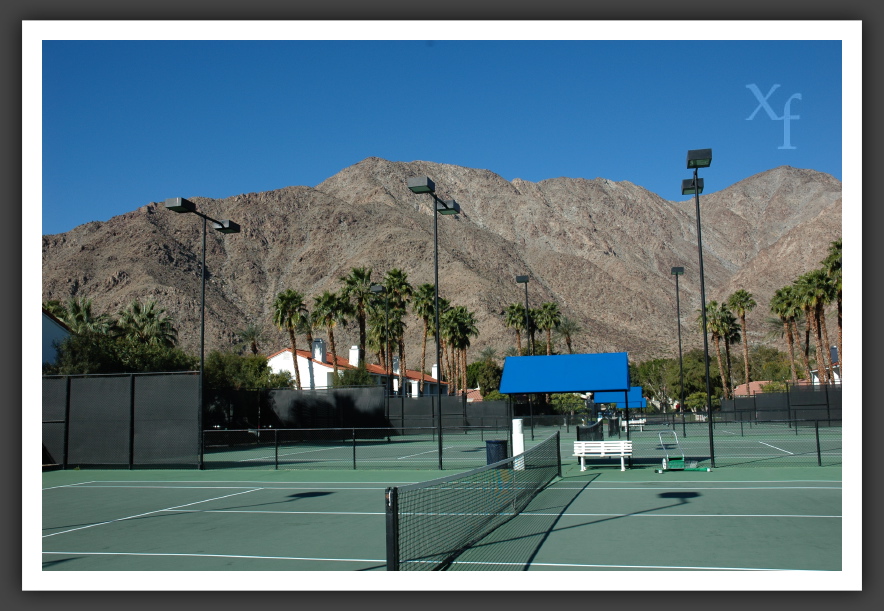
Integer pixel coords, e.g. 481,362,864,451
40,449,843,578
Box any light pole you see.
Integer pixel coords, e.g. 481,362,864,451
407,176,461,470
516,274,534,440
370,284,391,417
671,266,686,436
681,148,715,467
165,197,240,469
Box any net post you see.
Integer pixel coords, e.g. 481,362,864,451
555,431,562,477
385,487,400,571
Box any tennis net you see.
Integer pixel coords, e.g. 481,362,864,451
384,431,562,570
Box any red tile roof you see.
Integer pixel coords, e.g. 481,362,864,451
267,347,442,384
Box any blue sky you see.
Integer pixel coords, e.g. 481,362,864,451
30,22,858,237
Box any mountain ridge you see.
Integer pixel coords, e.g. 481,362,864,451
41,158,842,367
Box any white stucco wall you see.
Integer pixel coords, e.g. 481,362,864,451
42,312,70,366
268,350,335,390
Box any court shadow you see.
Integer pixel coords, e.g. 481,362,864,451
446,475,599,571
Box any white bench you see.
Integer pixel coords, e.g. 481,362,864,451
573,440,634,472
620,418,647,432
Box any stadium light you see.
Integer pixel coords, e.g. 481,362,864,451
681,149,716,467
671,266,686,434
164,197,240,469
515,274,535,440
407,176,462,469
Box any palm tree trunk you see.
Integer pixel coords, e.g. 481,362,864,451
811,309,828,384
398,337,406,396
419,320,428,394
546,329,552,355
797,316,812,383
328,326,339,375
740,316,750,385
783,320,798,385
288,329,302,390
818,304,833,379
515,330,523,356
713,334,728,400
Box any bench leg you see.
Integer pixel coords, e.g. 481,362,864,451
620,455,626,471
580,457,586,472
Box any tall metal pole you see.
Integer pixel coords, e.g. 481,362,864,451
675,272,685,419
522,280,534,440
198,215,206,470
432,195,443,470
693,168,716,468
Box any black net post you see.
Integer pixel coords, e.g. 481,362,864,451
555,431,562,477
352,428,357,470
385,487,400,571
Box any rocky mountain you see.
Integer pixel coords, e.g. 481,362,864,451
41,158,842,368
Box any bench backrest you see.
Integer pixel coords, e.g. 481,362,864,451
574,440,633,453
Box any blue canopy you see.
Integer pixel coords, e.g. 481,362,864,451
593,386,645,409
499,352,630,394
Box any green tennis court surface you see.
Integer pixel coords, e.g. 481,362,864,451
41,462,842,573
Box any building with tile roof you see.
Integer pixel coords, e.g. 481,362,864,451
267,339,447,396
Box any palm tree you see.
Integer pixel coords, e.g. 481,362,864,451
383,268,414,392
340,266,373,366
699,301,731,400
535,302,562,355
313,290,352,377
726,289,756,387
442,305,478,394
411,283,436,394
504,303,526,355
478,346,499,364
64,297,112,335
822,239,842,375
554,316,580,354
115,299,178,348
235,322,264,355
770,286,801,384
795,270,832,384
273,289,307,390
722,309,741,394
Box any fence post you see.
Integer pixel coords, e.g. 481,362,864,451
816,420,822,466
63,376,71,469
274,428,279,470
128,374,136,470
352,428,357,470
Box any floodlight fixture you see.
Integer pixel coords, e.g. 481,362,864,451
164,197,196,213
686,148,713,169
407,176,436,194
681,178,704,195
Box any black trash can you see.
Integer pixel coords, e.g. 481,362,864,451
576,425,602,441
485,439,508,465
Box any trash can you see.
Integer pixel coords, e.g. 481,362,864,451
576,425,602,441
485,439,508,465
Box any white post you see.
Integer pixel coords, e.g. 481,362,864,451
512,418,525,470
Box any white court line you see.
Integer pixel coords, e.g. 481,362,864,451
37,551,814,571
551,486,841,491
398,446,457,460
42,488,263,538
41,551,382,565
54,484,387,491
158,508,839,519
758,441,795,455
